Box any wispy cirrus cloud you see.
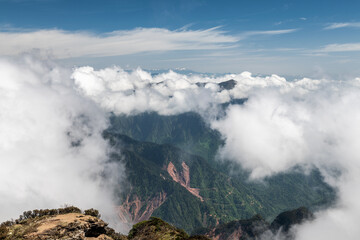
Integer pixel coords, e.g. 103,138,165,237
319,42,360,52
0,27,239,59
0,27,299,60
240,28,298,39
324,22,360,30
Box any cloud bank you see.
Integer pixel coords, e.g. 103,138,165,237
72,65,360,239
0,56,124,230
71,66,318,116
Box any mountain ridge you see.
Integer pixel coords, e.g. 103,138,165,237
104,128,334,233
0,207,313,240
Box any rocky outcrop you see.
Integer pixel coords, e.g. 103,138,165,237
0,208,211,240
1,212,126,240
167,161,204,201
270,207,314,233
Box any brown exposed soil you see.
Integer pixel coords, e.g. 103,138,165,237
227,228,242,240
117,191,167,229
167,162,204,201
116,161,203,232
16,213,115,240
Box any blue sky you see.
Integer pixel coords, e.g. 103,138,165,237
1,0,360,77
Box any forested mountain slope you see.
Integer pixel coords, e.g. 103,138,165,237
104,119,334,233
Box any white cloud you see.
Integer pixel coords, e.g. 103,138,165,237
71,66,316,116
72,66,217,116
211,79,360,239
0,55,125,231
0,27,238,59
0,27,299,62
212,92,308,178
325,22,360,30
319,43,360,52
240,29,298,39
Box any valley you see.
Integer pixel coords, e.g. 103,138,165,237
105,111,335,233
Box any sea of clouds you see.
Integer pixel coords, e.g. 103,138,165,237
72,63,360,239
1,55,360,238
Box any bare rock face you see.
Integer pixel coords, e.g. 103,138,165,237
2,213,126,240
117,191,167,228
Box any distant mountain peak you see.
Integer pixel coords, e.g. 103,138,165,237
218,79,237,90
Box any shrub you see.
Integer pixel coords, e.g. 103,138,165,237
1,221,14,227
0,225,8,239
84,208,101,218
58,206,81,215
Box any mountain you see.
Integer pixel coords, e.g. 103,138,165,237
218,79,237,90
270,207,313,233
0,207,312,240
196,214,269,240
104,122,334,233
128,217,210,240
107,112,223,162
196,207,313,240
0,207,203,240
0,207,126,240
